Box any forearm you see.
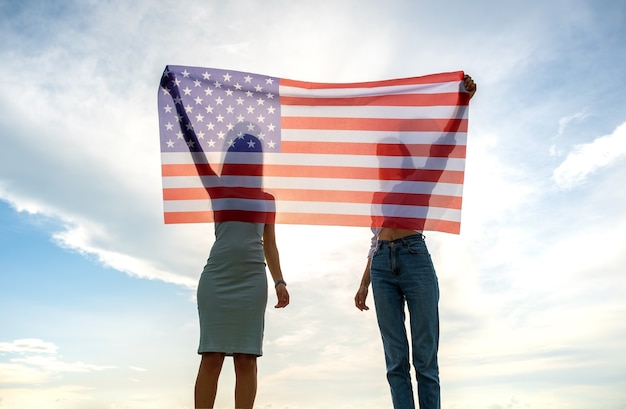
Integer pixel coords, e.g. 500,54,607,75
354,258,372,311
264,244,284,284
359,258,372,288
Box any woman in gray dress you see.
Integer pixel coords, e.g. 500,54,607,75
194,133,290,409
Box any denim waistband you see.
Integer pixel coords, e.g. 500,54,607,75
377,233,424,249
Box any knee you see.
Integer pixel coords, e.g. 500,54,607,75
387,358,411,375
199,352,225,373
233,354,257,375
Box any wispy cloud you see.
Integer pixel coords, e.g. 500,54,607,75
129,366,147,372
557,109,591,138
0,338,57,354
549,109,592,157
553,121,626,189
0,338,114,385
10,355,115,373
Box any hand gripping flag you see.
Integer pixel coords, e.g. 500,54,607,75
158,65,471,233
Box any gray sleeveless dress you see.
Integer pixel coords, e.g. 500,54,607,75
197,221,268,356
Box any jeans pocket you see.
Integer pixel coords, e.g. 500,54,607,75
405,241,428,255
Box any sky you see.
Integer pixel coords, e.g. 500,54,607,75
1,0,626,408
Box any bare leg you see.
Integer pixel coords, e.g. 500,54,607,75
195,352,225,409
233,353,258,409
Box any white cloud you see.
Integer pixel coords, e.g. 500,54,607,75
557,109,591,138
553,121,626,189
0,338,57,354
269,328,317,348
10,355,115,373
550,109,592,156
0,362,51,384
0,338,115,387
129,366,147,372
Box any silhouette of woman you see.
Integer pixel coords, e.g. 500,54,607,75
355,74,476,409
162,75,290,409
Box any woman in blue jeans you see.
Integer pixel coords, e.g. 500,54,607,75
355,228,441,409
354,75,476,409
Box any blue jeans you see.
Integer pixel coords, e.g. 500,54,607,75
370,234,440,409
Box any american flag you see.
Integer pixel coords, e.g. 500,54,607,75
158,65,470,233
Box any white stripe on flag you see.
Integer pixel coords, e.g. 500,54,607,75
163,199,462,221
161,152,466,171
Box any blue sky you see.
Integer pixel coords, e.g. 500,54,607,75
1,0,626,408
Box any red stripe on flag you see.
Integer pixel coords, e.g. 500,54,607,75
162,163,465,183
280,93,470,107
164,211,213,224
281,117,468,132
163,187,270,200
279,71,464,89
163,188,463,209
164,210,275,224
165,210,460,234
370,215,461,234
279,142,466,158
